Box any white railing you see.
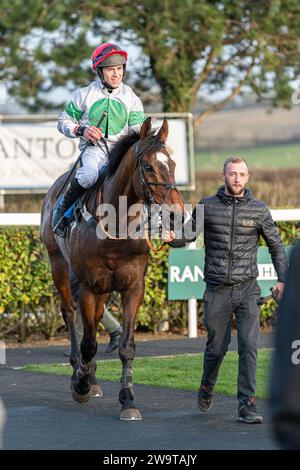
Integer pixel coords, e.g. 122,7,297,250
0,213,41,225
270,209,300,221
0,209,300,226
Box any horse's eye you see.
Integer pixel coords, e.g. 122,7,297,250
143,164,153,172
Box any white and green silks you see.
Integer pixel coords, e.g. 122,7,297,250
58,79,145,147
57,79,145,188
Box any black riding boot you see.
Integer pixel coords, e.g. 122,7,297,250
52,178,85,237
105,326,123,354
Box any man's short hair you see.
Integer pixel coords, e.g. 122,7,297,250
223,157,248,174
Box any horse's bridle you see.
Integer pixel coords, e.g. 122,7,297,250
97,139,180,251
135,141,178,206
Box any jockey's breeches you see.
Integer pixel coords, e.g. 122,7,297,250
75,144,109,189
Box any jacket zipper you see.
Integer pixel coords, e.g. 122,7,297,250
228,198,236,283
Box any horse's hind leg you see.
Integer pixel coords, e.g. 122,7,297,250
90,293,109,396
89,359,103,397
48,251,80,369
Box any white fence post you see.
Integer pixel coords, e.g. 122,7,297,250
188,298,198,338
187,241,198,338
0,191,4,211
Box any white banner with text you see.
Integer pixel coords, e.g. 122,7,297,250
0,117,193,190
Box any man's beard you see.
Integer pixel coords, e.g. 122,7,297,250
225,179,245,196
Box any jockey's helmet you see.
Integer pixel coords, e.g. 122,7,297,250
91,43,128,70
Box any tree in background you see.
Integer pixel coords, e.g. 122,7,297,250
1,0,299,123
0,0,99,110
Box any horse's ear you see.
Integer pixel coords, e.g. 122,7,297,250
157,117,168,143
140,117,152,139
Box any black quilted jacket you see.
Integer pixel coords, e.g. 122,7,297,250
170,186,288,285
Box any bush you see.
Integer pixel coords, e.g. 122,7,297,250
0,227,62,341
258,221,300,325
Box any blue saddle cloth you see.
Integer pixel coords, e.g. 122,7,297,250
64,201,78,220
54,196,79,221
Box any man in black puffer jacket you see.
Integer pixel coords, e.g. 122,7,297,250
169,157,288,424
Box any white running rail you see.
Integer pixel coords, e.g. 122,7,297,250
0,209,300,225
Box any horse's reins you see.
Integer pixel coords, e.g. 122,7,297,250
98,141,179,252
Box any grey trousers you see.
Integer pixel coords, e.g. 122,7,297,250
201,279,261,402
75,304,120,344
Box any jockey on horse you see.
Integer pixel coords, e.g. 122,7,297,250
52,42,145,237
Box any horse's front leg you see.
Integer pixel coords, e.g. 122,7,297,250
71,287,104,403
119,283,144,421
73,298,105,398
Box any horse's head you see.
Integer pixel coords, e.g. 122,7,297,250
132,117,187,231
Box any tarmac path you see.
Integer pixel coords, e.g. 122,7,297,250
0,333,278,450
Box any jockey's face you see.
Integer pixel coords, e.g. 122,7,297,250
102,65,124,89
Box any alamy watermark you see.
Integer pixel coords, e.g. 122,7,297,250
291,339,300,365
291,88,300,105
0,341,6,365
94,198,204,241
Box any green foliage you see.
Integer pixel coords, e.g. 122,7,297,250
260,221,300,246
135,243,171,331
1,1,299,115
0,226,62,341
196,143,300,172
259,222,300,324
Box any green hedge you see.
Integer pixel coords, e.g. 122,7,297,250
0,223,299,341
0,227,61,341
258,221,300,324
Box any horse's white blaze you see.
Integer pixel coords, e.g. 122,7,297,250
157,152,169,169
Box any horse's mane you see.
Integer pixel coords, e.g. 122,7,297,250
106,130,162,177
106,132,140,177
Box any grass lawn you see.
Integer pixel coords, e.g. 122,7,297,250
25,348,272,399
195,143,300,171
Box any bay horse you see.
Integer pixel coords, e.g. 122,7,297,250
41,117,186,420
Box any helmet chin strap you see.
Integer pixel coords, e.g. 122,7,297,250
96,66,126,91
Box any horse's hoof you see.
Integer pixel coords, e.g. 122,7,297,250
120,408,142,421
71,383,92,403
91,384,103,397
